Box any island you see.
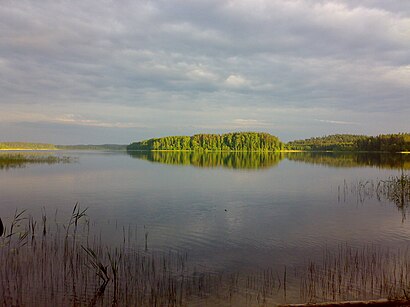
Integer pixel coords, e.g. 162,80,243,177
128,132,410,153
127,132,284,151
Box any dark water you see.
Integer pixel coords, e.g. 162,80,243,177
1,151,410,303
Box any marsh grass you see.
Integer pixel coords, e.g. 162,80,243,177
300,245,410,304
338,174,410,220
0,206,286,306
3,206,410,306
0,153,73,170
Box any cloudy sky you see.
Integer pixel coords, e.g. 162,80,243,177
0,0,409,144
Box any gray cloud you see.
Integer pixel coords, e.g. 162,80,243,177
0,0,409,143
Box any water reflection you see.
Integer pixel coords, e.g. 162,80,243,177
287,152,410,169
341,174,410,220
129,150,410,170
2,150,410,304
128,150,284,169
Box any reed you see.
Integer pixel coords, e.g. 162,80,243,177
338,174,410,219
300,245,410,304
3,206,409,306
0,153,73,170
0,207,285,306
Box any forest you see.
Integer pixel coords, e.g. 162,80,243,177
287,133,410,152
127,132,283,152
355,134,410,152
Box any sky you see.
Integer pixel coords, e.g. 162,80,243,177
0,0,409,144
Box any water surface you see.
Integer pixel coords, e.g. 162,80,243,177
1,151,409,304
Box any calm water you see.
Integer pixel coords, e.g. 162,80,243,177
1,151,410,303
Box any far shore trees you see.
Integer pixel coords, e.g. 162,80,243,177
127,132,283,152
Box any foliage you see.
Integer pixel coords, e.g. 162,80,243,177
287,133,410,152
127,132,283,152
286,134,368,151
356,133,410,152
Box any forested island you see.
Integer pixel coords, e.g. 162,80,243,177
127,132,410,153
127,132,284,152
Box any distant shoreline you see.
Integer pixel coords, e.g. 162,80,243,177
1,148,409,154
0,149,59,151
127,149,410,154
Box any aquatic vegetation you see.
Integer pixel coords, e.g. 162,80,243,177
300,245,410,304
2,206,410,305
0,207,285,306
339,174,410,220
0,153,73,170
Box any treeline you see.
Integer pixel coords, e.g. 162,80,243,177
0,142,57,150
127,132,283,152
356,134,410,152
287,134,367,151
287,133,410,152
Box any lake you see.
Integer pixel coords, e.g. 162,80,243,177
1,151,410,305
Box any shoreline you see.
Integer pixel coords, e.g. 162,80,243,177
127,149,410,154
1,148,408,154
0,149,59,151
279,298,410,306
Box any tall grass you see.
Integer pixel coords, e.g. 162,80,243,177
2,206,410,306
338,174,410,220
300,245,410,304
0,206,286,306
